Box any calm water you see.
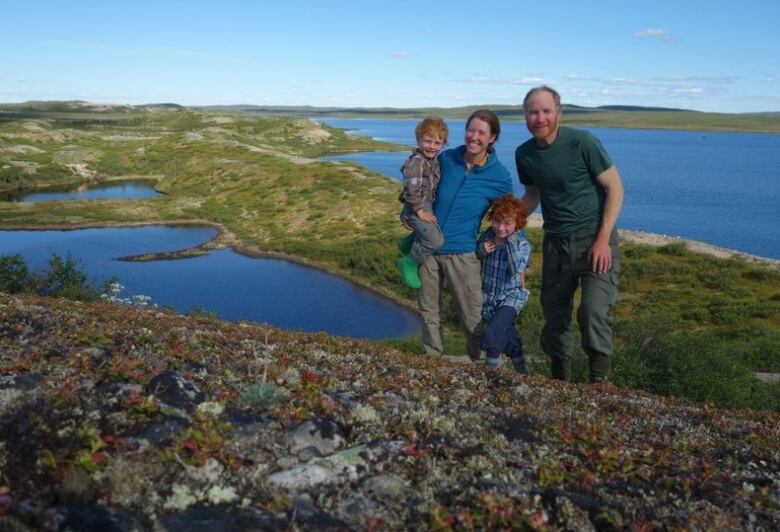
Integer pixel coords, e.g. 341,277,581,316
321,119,780,260
0,226,420,339
5,180,161,202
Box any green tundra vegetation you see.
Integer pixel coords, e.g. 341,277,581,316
1,101,778,412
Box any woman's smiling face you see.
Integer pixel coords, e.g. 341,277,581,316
464,117,496,159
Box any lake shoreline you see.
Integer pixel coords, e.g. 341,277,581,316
2,215,776,314
524,213,780,267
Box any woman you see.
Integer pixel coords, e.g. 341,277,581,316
416,110,514,360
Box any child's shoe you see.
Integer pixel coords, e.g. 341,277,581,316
511,356,528,374
397,254,421,289
484,357,501,369
396,233,415,255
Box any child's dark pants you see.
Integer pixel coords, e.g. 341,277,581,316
481,306,527,373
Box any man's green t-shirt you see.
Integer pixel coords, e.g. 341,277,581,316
515,126,613,236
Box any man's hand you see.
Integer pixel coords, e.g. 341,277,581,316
416,209,437,225
588,165,623,274
483,239,496,254
588,236,613,274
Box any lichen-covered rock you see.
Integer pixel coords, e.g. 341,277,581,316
133,415,190,445
267,464,337,490
361,474,408,502
157,504,287,531
147,370,205,411
47,503,144,532
284,418,345,456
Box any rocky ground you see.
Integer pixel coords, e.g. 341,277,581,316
0,292,779,531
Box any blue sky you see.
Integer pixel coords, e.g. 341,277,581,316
2,1,778,112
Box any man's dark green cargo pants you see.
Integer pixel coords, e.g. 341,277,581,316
540,226,620,382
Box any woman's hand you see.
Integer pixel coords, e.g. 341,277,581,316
483,239,496,253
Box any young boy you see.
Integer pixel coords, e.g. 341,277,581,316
476,194,532,373
396,116,448,289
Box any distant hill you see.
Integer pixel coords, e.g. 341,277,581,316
2,100,778,132
194,102,689,117
0,100,135,113
141,103,185,110
191,103,780,132
596,105,689,112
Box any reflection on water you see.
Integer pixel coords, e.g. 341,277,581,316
4,180,161,202
0,226,420,340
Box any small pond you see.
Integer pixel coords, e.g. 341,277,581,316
4,180,161,202
0,226,420,340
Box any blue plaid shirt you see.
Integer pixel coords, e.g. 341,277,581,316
477,228,532,321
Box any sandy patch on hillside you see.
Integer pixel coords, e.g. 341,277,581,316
0,145,45,155
205,116,235,125
66,163,97,179
5,130,68,143
214,139,319,166
8,161,40,174
300,127,332,143
22,120,50,132
53,148,102,165
100,135,161,142
81,103,129,112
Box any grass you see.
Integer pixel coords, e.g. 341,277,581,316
0,103,778,411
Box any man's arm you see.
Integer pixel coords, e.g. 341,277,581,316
520,184,541,215
588,165,624,274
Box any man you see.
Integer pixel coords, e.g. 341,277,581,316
516,86,624,383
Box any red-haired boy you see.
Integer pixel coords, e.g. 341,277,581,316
477,194,532,372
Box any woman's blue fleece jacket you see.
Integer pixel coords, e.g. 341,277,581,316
433,145,513,254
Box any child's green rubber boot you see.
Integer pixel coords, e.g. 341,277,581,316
396,233,415,255
397,254,421,289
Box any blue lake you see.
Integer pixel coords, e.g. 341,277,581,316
0,226,420,340
321,119,780,260
5,180,161,202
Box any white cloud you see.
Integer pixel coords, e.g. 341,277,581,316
656,75,738,83
607,78,640,86
461,74,493,83
460,74,546,86
512,76,545,85
387,52,413,59
633,28,678,44
565,74,591,81
673,87,704,94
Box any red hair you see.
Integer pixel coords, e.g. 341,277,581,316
488,194,528,229
415,116,448,143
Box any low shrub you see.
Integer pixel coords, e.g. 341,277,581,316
613,317,779,411
0,254,29,293
0,252,101,301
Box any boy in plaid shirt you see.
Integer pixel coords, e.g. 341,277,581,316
476,194,531,372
